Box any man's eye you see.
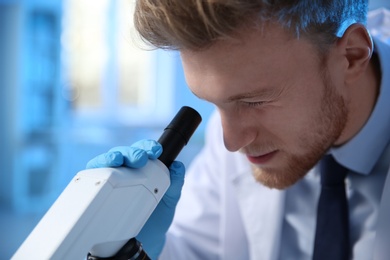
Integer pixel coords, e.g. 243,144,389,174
242,101,267,107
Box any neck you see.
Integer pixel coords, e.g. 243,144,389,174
336,53,381,145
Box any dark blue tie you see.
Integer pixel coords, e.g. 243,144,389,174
313,155,350,260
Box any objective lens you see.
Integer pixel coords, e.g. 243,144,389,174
87,238,150,260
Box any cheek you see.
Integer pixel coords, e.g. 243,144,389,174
257,90,324,148
247,108,296,149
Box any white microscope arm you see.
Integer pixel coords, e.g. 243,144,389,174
13,161,169,259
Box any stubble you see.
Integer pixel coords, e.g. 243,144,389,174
252,71,348,189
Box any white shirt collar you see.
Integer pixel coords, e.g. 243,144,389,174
331,38,390,175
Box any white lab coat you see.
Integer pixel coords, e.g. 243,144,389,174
161,110,390,260
160,8,390,260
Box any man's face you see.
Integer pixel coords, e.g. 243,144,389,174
180,23,348,189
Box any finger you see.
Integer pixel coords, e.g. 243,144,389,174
136,161,185,258
131,139,163,159
162,161,185,208
109,146,149,168
85,151,124,169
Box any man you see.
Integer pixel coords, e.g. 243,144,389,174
87,1,390,259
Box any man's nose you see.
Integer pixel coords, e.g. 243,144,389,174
220,111,256,152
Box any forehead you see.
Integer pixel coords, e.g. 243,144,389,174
181,22,297,68
180,22,321,103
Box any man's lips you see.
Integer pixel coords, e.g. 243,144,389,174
246,150,278,164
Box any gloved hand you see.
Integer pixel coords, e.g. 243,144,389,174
86,139,185,259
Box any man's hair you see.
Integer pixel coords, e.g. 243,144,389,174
133,0,368,51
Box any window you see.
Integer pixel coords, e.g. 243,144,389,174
61,0,175,126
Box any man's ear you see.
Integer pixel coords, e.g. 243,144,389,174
336,23,373,84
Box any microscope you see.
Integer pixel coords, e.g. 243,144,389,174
12,106,202,259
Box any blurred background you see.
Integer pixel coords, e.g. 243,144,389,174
0,0,389,259
0,0,215,258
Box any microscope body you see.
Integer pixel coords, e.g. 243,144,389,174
12,160,170,259
13,106,202,259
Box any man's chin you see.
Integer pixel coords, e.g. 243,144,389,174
251,165,307,190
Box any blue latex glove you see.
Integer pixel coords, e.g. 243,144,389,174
86,139,185,259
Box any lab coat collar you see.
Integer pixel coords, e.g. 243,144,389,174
231,164,285,260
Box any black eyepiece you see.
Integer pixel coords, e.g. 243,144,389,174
157,106,202,167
